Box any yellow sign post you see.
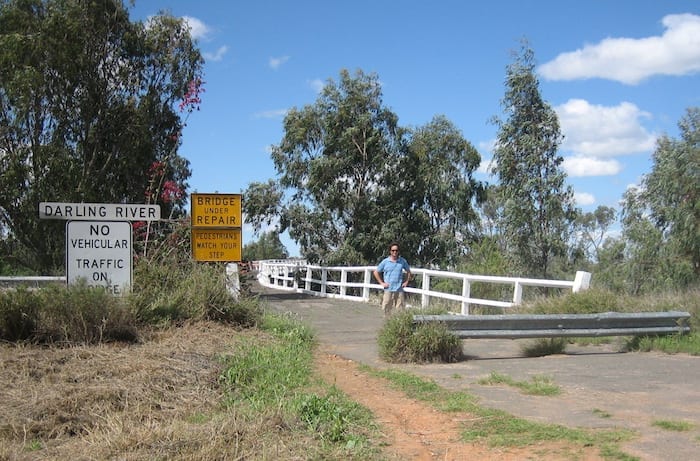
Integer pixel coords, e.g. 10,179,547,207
191,193,243,262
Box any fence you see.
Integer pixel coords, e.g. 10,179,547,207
256,260,591,315
0,276,66,289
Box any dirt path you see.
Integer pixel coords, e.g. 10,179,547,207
315,351,602,460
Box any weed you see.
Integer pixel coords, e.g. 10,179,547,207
592,408,613,418
478,371,562,396
521,337,567,356
652,420,695,431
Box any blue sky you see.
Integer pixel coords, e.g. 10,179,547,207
130,1,700,256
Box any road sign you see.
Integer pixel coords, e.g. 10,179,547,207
192,228,241,262
39,202,160,221
190,193,241,227
66,221,132,295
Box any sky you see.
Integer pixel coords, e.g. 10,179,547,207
129,0,700,256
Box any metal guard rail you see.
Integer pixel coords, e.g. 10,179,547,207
413,311,692,339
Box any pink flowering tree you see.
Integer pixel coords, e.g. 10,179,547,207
136,77,205,258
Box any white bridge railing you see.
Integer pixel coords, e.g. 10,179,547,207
256,260,591,315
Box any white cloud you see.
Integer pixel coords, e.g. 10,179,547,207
574,192,596,206
556,99,656,157
563,155,622,177
307,78,324,93
182,16,210,40
269,56,290,70
253,109,288,119
477,157,495,176
539,13,700,84
203,45,228,62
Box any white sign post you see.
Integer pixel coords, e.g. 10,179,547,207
66,221,132,296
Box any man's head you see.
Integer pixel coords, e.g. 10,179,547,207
389,243,400,258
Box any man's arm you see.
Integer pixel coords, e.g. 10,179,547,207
373,268,388,288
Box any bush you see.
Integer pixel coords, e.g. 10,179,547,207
0,283,138,343
130,253,262,328
37,282,139,343
525,288,621,314
377,310,463,363
0,287,39,341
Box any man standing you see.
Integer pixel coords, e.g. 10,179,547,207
373,243,412,317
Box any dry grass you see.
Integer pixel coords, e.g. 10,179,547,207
0,322,318,461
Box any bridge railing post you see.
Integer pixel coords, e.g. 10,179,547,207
363,268,371,301
461,277,471,315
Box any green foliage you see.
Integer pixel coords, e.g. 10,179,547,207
377,310,463,363
615,107,700,294
0,0,203,272
245,69,484,268
220,339,312,410
490,41,577,278
574,205,617,263
409,115,486,267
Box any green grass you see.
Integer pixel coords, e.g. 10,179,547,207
477,371,562,396
652,420,695,432
626,333,700,355
218,312,381,458
363,366,635,458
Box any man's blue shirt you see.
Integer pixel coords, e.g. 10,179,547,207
377,256,410,292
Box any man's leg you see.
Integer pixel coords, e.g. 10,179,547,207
395,291,406,311
381,290,393,317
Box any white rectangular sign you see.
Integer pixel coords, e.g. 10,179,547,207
40,202,160,221
66,221,132,295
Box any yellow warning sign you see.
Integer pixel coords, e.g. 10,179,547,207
191,228,241,262
190,193,241,228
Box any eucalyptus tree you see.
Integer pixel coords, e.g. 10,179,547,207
574,205,617,263
490,42,577,278
618,107,700,292
409,115,485,267
642,107,699,280
256,69,414,265
0,0,203,272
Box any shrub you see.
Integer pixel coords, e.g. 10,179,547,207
521,338,567,357
130,254,262,327
378,310,463,363
0,283,138,344
0,287,40,341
